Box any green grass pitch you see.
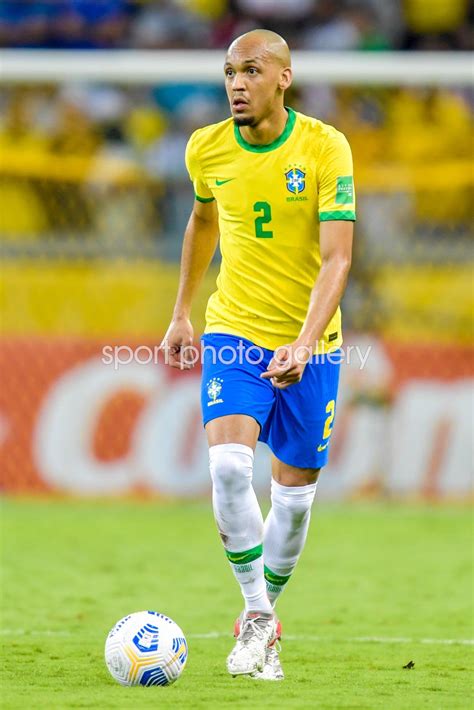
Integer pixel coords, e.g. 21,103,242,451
1,498,472,709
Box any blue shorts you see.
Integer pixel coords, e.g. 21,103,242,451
200,333,341,469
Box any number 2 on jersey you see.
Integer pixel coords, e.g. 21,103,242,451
253,201,273,238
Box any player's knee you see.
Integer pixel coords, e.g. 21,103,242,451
271,479,317,522
209,443,253,493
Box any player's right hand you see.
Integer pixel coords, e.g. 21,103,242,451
159,317,195,370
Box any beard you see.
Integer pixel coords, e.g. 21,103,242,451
233,115,256,127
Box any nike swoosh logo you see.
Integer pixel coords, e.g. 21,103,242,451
215,178,235,186
230,553,250,563
317,443,329,452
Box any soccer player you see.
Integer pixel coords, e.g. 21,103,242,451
161,29,355,680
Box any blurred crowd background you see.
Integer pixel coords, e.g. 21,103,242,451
1,3,472,324
0,0,471,50
1,2,472,260
0,0,472,496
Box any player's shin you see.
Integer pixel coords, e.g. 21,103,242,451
263,478,318,606
209,443,272,614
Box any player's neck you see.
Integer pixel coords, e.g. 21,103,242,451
239,106,289,147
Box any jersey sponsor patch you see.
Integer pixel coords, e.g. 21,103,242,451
328,332,338,342
335,176,354,204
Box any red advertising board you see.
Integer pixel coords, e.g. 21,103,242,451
1,337,472,498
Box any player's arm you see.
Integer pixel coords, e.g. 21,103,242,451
161,199,219,369
261,221,353,387
297,220,353,348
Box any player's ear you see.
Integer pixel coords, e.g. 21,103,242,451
279,67,292,92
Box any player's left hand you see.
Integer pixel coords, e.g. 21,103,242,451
260,341,312,389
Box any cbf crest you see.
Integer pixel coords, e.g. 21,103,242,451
285,164,306,195
207,377,224,406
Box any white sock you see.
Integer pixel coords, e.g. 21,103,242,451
263,478,318,606
209,443,272,614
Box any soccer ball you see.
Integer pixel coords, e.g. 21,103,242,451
104,611,188,687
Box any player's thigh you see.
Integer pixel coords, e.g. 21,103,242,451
206,414,261,448
271,454,320,486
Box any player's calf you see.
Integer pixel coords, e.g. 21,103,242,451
209,443,272,614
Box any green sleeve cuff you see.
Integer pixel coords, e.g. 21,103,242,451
319,210,356,222
195,194,215,203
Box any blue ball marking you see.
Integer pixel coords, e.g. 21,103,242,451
172,636,188,664
132,623,160,653
140,667,169,687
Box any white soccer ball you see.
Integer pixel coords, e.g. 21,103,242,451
104,611,188,687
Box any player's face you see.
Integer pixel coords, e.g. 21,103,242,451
224,50,285,127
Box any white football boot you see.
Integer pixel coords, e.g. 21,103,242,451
232,611,284,680
250,645,284,681
226,612,277,676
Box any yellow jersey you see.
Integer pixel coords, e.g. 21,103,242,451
185,107,356,351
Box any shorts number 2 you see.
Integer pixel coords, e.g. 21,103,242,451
323,400,335,440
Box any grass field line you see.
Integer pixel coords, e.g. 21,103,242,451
1,629,473,646
190,633,474,646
